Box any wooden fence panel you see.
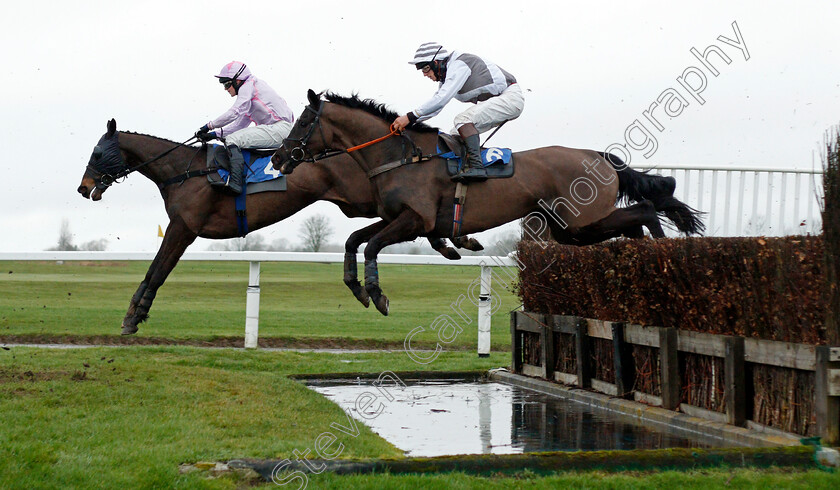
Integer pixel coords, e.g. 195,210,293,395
510,312,840,444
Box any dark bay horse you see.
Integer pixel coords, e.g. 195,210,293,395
78,119,482,334
273,90,704,315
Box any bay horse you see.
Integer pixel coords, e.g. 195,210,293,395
78,119,483,335
273,90,704,315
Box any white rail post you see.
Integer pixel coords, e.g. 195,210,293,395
766,172,774,233
751,171,760,234
736,170,745,235
244,261,261,349
709,170,718,234
778,172,788,234
477,265,492,358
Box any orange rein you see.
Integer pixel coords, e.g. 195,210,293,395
345,127,401,153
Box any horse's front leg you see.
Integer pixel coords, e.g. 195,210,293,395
450,235,484,252
122,217,197,335
123,280,151,331
363,210,425,316
343,220,388,308
427,237,461,260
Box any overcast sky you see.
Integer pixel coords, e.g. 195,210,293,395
1,0,838,252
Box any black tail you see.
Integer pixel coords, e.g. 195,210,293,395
597,152,705,235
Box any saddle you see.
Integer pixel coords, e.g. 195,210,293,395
437,133,515,179
206,144,287,193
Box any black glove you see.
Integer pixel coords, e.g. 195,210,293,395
195,125,215,142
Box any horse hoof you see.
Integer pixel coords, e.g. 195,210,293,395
465,238,484,251
357,293,370,308
441,248,461,260
121,324,138,335
452,237,484,251
374,295,389,316
347,281,370,308
365,284,389,316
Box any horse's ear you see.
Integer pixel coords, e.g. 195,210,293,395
307,89,319,106
106,119,117,137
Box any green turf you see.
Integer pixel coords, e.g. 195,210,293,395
3,260,837,488
312,468,840,489
0,347,836,489
0,346,506,488
0,260,521,349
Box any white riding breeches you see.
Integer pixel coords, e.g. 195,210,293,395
224,120,294,149
451,83,525,134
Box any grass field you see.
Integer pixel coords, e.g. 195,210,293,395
2,259,838,488
0,260,521,350
1,346,838,489
0,346,504,488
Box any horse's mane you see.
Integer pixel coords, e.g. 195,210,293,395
121,131,203,148
323,92,439,134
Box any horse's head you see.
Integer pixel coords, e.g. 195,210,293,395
272,89,332,175
78,119,128,201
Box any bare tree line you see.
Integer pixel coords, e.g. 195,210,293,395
207,214,335,252
50,213,523,255
47,218,108,251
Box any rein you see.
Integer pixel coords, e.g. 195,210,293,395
122,135,200,177
347,121,510,178
284,99,451,179
305,129,401,163
284,100,403,164
346,128,400,153
90,135,200,190
157,143,216,189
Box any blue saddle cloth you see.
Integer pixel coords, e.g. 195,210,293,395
205,145,287,237
436,136,515,179
207,144,286,193
214,148,283,184
437,147,514,167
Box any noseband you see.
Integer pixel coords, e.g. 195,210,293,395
86,143,129,192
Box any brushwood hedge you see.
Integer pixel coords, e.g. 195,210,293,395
516,236,827,344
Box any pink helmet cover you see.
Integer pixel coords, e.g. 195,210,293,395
215,61,252,80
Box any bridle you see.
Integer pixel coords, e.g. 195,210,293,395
282,99,344,164
282,99,402,165
86,135,201,192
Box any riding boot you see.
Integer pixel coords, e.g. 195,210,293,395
452,123,487,182
223,145,245,195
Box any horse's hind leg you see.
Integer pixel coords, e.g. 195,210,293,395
122,217,197,335
451,235,484,251
622,225,645,239
363,209,425,316
639,201,666,238
344,220,388,308
539,211,575,244
570,200,664,245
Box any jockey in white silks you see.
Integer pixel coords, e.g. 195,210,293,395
392,43,525,182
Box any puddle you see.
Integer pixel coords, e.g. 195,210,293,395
306,377,726,457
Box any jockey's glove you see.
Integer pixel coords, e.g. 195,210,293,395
195,125,215,142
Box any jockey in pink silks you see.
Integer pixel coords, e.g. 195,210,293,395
196,61,294,195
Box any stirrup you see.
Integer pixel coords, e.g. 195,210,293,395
211,176,242,195
451,166,487,182
210,176,230,188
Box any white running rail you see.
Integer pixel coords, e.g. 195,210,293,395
0,251,517,356
633,164,823,236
